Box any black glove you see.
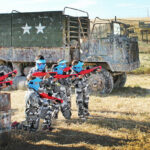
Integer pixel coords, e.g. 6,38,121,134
48,92,52,96
0,72,4,76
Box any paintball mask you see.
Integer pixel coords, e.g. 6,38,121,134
53,65,64,75
28,77,42,91
72,61,84,73
58,60,67,70
36,59,46,71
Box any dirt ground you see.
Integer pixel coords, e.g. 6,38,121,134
1,74,150,150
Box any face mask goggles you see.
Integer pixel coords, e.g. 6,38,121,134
36,59,46,71
53,65,64,75
72,61,84,73
58,60,67,70
28,77,42,91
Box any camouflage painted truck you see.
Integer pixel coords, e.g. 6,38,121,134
0,7,140,94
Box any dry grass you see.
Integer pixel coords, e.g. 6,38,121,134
1,74,150,150
130,53,150,74
139,41,150,53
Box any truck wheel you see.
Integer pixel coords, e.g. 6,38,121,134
23,66,33,76
113,73,127,89
11,76,27,90
0,65,12,74
88,68,114,95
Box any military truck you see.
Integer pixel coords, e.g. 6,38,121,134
0,7,140,94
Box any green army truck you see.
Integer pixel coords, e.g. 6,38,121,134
0,7,140,94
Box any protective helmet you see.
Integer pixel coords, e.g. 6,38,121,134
28,77,42,91
36,59,46,71
53,65,64,75
72,61,84,73
58,60,67,70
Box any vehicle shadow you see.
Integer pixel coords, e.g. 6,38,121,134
110,86,150,97
89,86,150,97
2,130,89,150
83,115,150,133
89,110,139,116
48,128,130,146
3,127,131,150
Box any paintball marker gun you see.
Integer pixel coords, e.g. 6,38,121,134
0,81,13,87
0,70,17,81
32,71,57,77
39,93,63,104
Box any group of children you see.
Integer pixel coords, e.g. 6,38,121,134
13,55,100,131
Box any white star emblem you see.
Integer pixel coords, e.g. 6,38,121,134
22,23,32,34
35,23,46,34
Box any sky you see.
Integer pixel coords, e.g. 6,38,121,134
0,0,150,19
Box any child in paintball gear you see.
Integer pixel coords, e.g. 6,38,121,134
50,63,71,119
26,55,54,96
24,76,57,131
57,59,72,110
27,55,47,80
71,60,101,119
26,54,57,94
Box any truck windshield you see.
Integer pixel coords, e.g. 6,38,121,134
91,23,111,39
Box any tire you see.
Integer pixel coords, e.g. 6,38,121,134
11,76,27,90
113,73,127,89
0,65,12,75
88,68,114,95
23,66,32,76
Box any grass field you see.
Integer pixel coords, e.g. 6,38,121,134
1,74,150,150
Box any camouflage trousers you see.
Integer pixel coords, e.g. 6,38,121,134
53,85,71,119
75,86,90,118
65,86,72,109
25,99,53,130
